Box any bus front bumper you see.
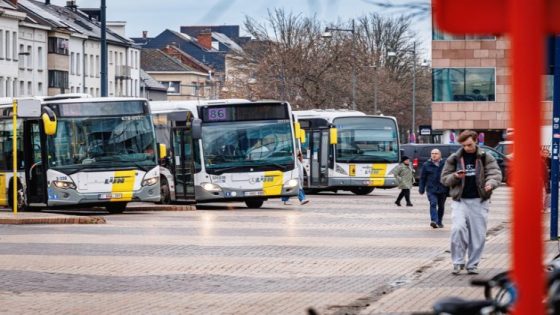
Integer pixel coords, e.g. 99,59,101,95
194,185,298,202
328,177,398,189
46,184,160,206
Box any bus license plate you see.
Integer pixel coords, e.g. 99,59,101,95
99,193,122,200
244,191,263,196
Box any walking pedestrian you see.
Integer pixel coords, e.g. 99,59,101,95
419,149,449,229
282,150,309,205
441,130,502,275
391,156,414,207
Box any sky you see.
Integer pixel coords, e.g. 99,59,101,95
50,0,431,57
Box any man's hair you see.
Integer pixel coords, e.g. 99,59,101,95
457,130,478,143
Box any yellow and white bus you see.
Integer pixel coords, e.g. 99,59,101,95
0,95,162,213
150,99,300,208
294,110,400,195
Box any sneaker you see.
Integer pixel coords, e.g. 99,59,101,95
300,200,310,205
406,203,413,207
430,221,438,229
437,223,444,228
452,264,464,275
283,202,292,205
467,267,479,275
395,201,401,207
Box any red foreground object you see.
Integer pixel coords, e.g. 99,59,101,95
433,0,552,314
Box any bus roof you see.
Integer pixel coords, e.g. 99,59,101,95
293,109,397,123
149,99,265,115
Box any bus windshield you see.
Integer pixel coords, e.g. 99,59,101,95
46,115,157,172
201,120,294,174
334,117,399,163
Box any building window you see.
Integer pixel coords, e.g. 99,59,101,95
76,53,80,75
109,50,113,64
26,45,32,69
432,68,496,102
84,54,88,76
37,82,42,95
18,44,24,69
161,81,181,94
96,55,100,77
432,23,495,41
0,31,3,59
37,46,43,69
12,32,17,60
5,31,10,60
70,52,75,75
48,70,69,89
48,37,69,55
27,81,32,96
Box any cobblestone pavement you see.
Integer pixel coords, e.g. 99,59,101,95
0,186,555,314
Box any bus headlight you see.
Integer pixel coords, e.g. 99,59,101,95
201,182,222,192
336,164,348,175
52,180,76,190
142,176,159,186
284,179,299,188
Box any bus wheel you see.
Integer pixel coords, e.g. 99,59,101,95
245,199,264,209
8,183,27,211
350,187,374,195
159,178,171,204
106,202,128,214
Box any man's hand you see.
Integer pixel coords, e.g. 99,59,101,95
454,170,466,179
484,184,493,192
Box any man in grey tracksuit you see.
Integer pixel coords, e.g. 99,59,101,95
440,130,502,275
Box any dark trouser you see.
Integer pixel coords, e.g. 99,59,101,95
396,189,411,205
427,192,447,225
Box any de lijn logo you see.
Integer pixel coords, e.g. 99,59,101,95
248,176,275,184
105,177,127,184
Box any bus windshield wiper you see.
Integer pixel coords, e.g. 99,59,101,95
211,165,252,175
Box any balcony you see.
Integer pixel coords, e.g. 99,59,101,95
115,65,131,79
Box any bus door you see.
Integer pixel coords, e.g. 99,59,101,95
309,128,329,187
171,126,195,201
24,121,46,204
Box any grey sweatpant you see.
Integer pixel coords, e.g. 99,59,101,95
450,198,489,269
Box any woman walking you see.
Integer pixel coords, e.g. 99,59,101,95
391,156,415,206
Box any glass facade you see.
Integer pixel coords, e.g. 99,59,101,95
433,68,496,102
432,24,495,40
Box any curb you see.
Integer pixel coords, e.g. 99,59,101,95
125,205,195,211
0,215,106,225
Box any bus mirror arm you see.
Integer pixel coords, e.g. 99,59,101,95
192,119,202,140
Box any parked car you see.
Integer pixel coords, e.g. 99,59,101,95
401,143,509,184
494,140,513,158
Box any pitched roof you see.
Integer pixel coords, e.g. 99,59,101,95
140,70,166,91
18,0,132,46
141,48,197,72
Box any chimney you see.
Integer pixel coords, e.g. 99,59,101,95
65,0,77,11
197,31,212,50
142,31,148,39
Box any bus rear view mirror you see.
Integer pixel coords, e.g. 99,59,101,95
41,107,57,136
329,128,338,145
158,143,167,160
192,119,202,140
17,99,41,118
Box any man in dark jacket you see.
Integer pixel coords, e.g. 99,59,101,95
441,130,502,275
419,149,449,229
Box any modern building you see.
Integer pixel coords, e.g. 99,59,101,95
431,26,512,145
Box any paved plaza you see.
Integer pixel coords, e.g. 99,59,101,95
0,186,556,314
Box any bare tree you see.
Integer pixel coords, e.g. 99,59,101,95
224,8,431,134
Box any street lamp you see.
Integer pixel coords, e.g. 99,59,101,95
322,19,356,111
